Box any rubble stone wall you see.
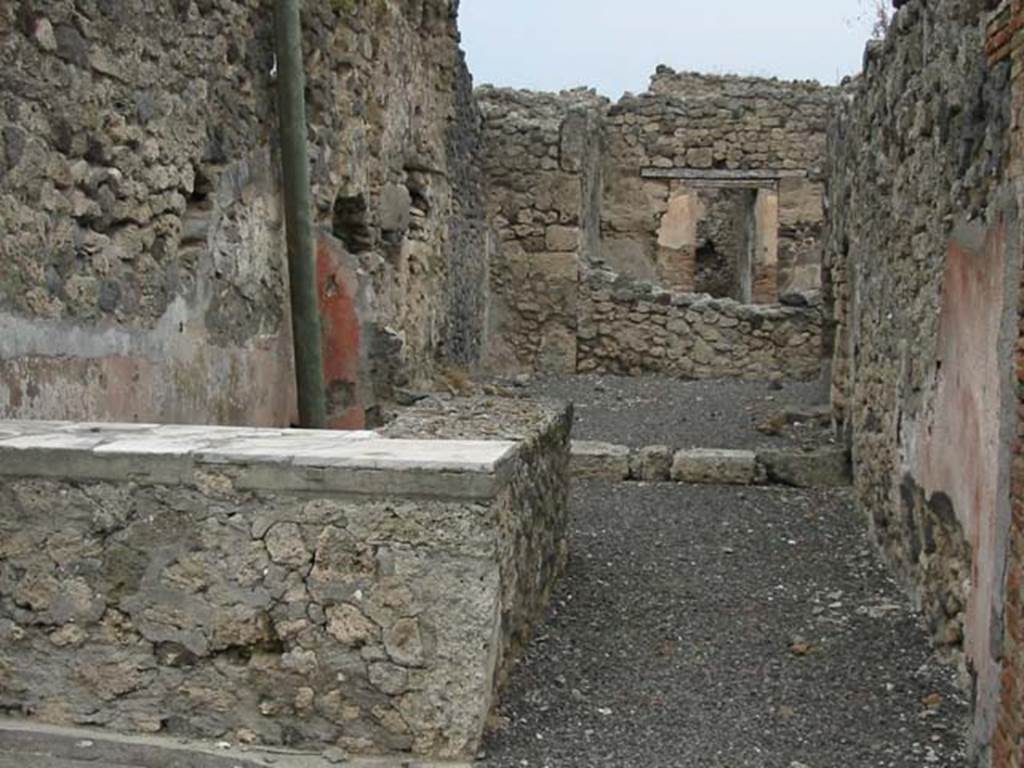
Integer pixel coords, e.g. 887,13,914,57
576,270,822,380
0,0,488,428
990,3,1024,766
479,81,827,380
0,409,571,760
477,87,606,374
601,70,835,296
826,1,1020,764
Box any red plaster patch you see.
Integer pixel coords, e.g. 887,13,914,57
316,236,365,430
914,222,1012,750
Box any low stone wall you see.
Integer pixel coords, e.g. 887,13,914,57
577,270,823,380
0,411,571,760
379,396,573,688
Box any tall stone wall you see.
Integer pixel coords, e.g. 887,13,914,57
601,70,835,296
0,0,488,428
443,52,490,368
479,75,830,380
477,87,606,374
989,4,1024,766
826,1,1020,764
1006,193,1024,768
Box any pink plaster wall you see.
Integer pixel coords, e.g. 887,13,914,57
910,221,1013,746
0,324,297,428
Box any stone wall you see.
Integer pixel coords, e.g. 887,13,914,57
601,70,835,297
0,408,570,760
479,80,827,380
477,86,606,374
380,396,573,684
990,3,1024,766
1005,205,1024,768
577,270,822,380
443,51,491,368
826,1,1020,764
0,0,488,428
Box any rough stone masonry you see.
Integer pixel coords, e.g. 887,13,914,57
2,0,1024,767
827,1,1023,765
0,404,571,760
0,0,488,428
479,77,832,378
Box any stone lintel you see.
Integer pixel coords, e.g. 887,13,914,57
670,178,779,190
0,420,518,500
640,167,807,182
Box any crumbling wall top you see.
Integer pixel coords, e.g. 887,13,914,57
646,65,838,100
475,85,609,127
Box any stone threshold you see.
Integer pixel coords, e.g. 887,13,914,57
571,440,851,488
0,719,471,768
0,420,520,501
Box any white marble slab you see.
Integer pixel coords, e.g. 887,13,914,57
0,421,519,488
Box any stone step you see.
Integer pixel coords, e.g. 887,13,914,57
570,440,851,487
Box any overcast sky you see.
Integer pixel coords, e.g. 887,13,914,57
459,0,879,98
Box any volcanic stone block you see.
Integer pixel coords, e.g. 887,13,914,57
571,440,631,480
545,225,580,252
757,447,852,488
630,445,674,481
671,448,763,485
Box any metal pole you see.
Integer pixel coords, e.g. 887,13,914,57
274,0,327,429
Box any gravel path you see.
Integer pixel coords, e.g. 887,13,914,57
514,374,834,450
480,483,968,768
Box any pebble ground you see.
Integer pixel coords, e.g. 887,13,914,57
514,374,834,450
480,375,968,768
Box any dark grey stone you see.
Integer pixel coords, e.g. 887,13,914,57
53,25,89,68
779,291,810,307
758,447,852,488
2,126,25,171
97,279,121,312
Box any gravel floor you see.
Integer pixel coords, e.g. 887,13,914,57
480,483,968,768
514,374,834,450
